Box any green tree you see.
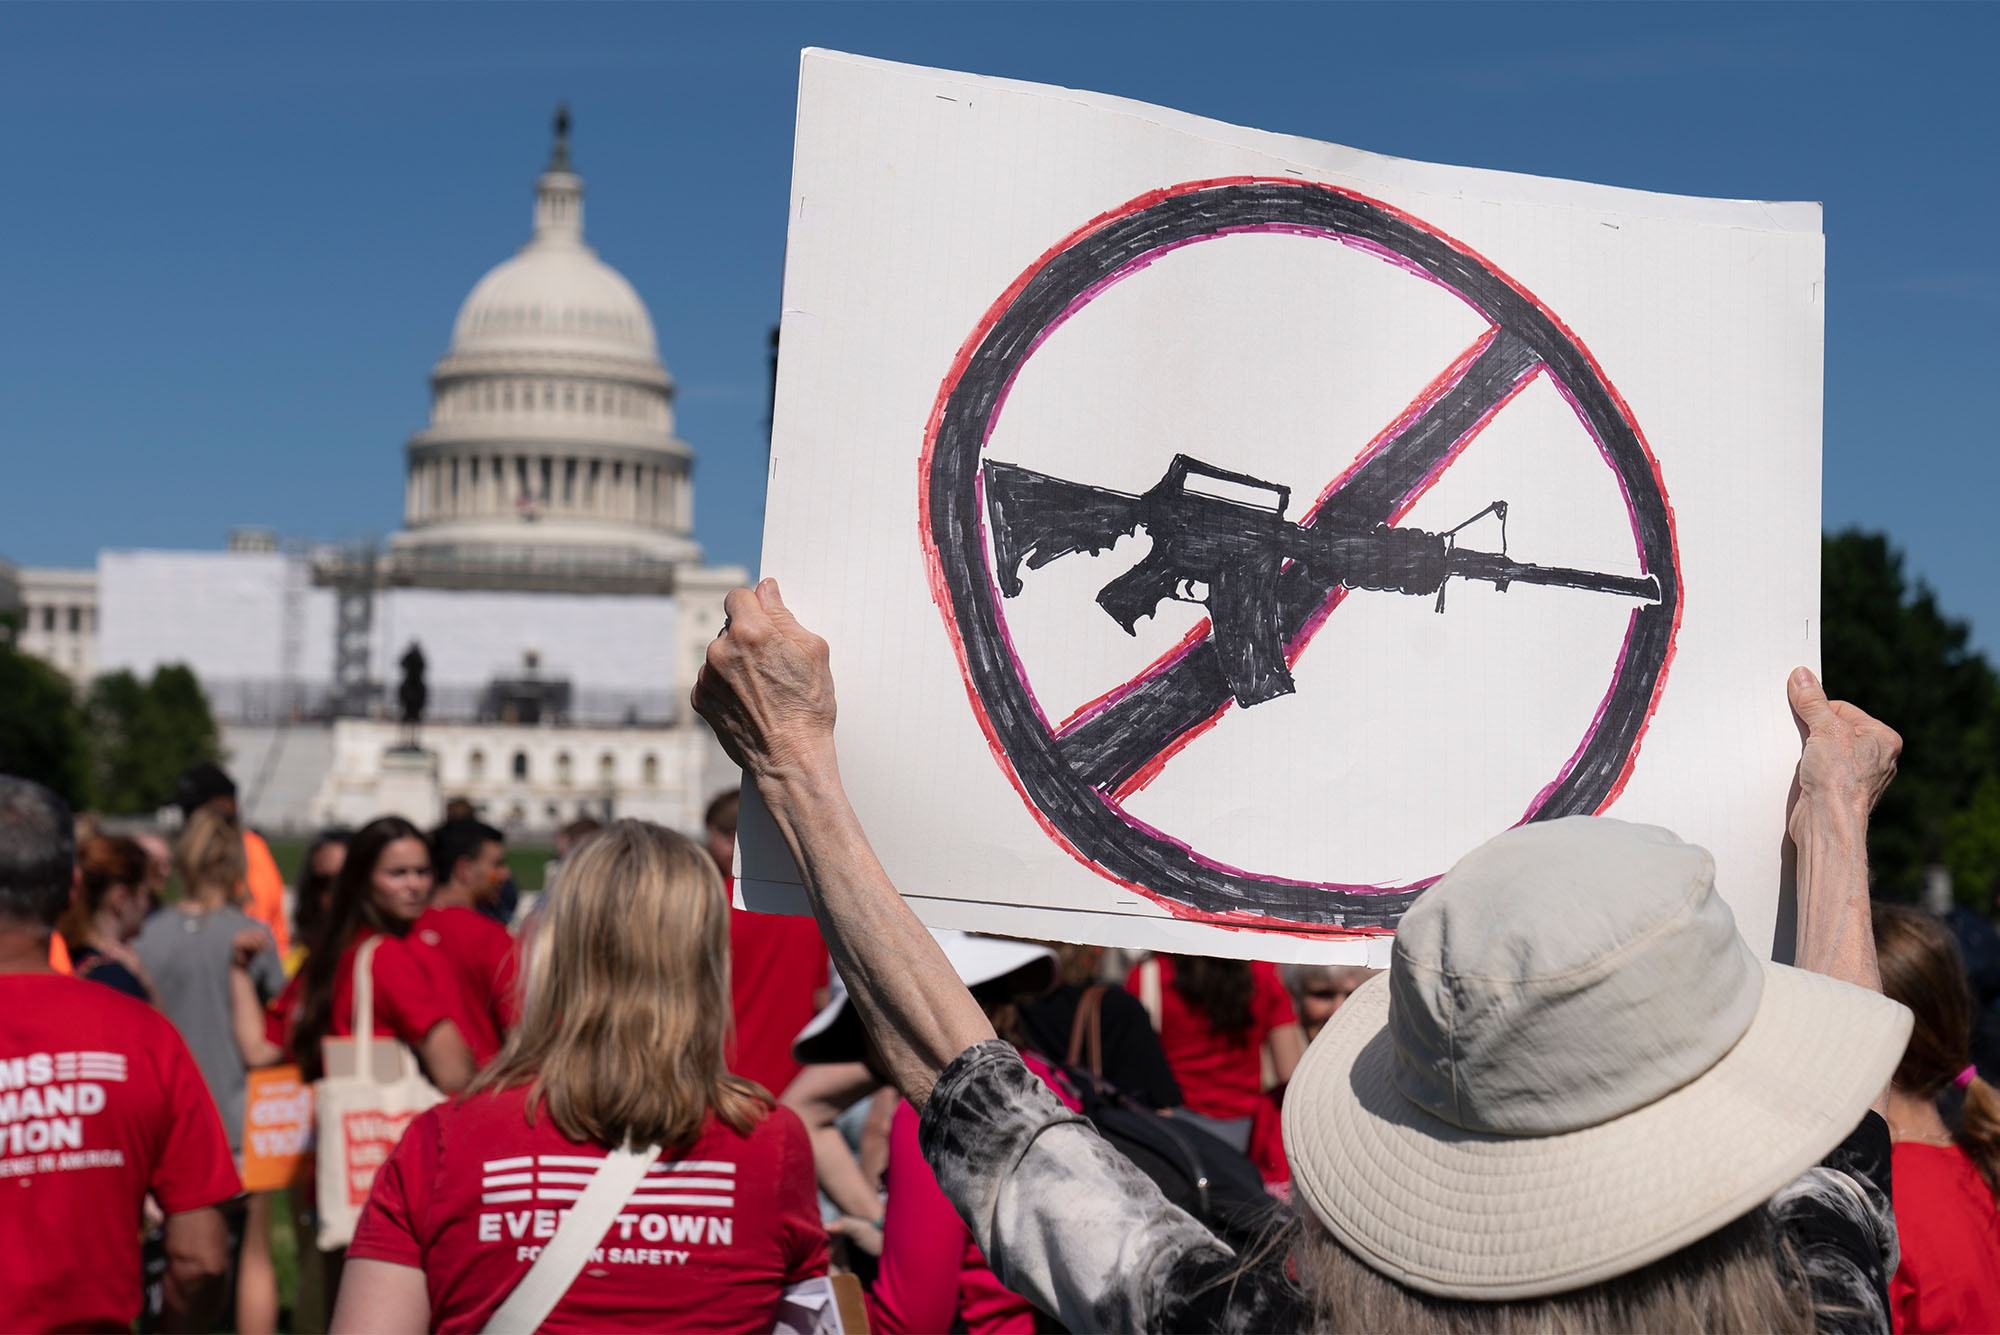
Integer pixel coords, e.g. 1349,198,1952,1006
1945,775,2000,907
1821,529,2000,901
0,635,93,809
89,664,221,815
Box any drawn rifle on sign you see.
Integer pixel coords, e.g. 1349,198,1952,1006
985,455,1662,710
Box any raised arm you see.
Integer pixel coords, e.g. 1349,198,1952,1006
1786,667,1900,988
1786,667,1901,1111
690,581,1351,1331
694,580,994,1109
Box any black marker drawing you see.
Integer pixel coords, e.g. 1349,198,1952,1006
920,177,1683,932
986,454,1662,709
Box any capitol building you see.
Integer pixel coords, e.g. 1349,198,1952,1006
3,111,744,836
392,109,700,583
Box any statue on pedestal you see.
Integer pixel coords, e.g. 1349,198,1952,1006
397,642,428,751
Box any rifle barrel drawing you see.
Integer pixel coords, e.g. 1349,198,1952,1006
983,456,1661,709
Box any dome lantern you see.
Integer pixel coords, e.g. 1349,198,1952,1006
533,104,584,245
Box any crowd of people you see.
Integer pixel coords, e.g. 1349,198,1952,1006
2,578,1999,1332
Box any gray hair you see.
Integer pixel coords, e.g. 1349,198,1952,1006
0,776,75,929
1279,961,1379,995
1291,1204,1811,1334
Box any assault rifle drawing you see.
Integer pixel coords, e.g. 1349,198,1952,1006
984,455,1662,709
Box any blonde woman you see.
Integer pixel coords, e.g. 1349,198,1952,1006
136,807,286,1149
134,805,287,1335
333,820,828,1332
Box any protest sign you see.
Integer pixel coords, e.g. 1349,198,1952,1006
740,50,1823,963
241,1065,312,1192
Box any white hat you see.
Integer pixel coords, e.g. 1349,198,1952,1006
791,930,1056,1066
1284,816,1910,1300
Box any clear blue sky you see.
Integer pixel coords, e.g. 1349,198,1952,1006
4,3,1995,650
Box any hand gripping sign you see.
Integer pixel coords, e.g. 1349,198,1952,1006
922,179,1682,932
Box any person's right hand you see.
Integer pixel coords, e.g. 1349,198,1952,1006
693,578,838,784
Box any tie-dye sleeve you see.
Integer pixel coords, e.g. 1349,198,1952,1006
919,1039,1272,1332
1768,1111,1898,1335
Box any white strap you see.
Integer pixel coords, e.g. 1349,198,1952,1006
353,935,382,1074
481,1143,664,1334
1137,957,1162,1032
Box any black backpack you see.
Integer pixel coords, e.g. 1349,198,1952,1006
1055,986,1290,1249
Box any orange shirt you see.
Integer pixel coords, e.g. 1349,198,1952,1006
48,932,72,974
241,830,290,959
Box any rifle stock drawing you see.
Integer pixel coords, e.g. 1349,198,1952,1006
984,455,1662,709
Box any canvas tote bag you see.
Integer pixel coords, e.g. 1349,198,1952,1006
313,934,444,1249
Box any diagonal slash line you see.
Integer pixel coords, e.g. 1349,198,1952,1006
1053,326,1544,795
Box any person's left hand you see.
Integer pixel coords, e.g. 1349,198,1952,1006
1786,667,1900,844
827,1213,885,1258
693,579,839,784
231,926,271,968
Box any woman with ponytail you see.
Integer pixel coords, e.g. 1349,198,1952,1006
1873,903,2000,1332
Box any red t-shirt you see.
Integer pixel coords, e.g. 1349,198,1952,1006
1890,1141,2000,1333
412,906,521,1066
269,928,453,1058
1129,957,1296,1121
1,973,241,1332
350,1085,827,1333
727,901,828,1097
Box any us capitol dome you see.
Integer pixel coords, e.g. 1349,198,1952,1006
389,107,702,587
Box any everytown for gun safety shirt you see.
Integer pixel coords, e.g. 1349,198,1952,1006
0,973,241,1331
350,1084,828,1332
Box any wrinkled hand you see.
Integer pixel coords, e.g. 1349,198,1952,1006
693,579,838,784
1787,666,1900,844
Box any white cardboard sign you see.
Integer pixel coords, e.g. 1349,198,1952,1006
739,50,1822,965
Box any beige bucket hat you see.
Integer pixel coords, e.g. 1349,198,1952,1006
1284,816,1911,1300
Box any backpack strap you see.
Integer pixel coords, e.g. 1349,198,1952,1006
482,1142,664,1334
1065,985,1108,1077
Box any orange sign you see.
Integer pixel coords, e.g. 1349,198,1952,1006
241,1066,313,1192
